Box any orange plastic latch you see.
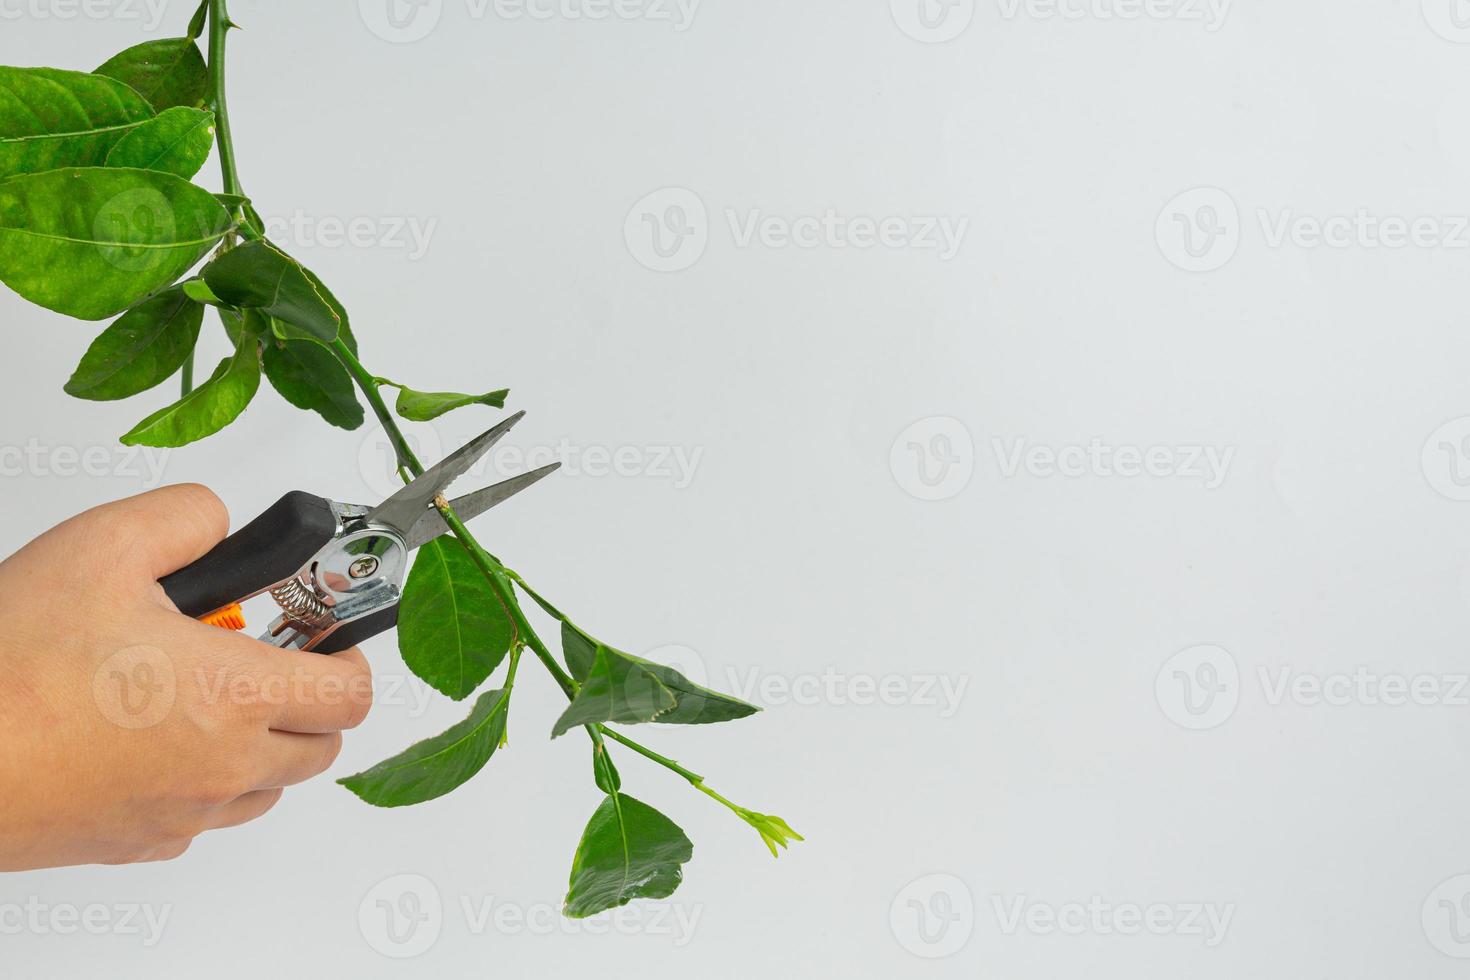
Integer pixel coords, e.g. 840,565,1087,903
200,603,246,631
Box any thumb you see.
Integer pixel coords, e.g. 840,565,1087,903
82,483,231,581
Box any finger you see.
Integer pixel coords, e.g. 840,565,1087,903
200,788,284,832
76,484,230,582
163,620,375,734
261,644,374,734
256,732,343,789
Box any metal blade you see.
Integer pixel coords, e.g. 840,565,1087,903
367,411,526,536
403,462,561,550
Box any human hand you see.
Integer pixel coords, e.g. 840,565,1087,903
0,484,374,871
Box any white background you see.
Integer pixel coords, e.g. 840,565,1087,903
4,0,1470,976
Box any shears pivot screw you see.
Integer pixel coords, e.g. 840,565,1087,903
348,556,380,580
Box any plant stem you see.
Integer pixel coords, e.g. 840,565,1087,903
207,0,243,199
599,726,704,784
180,353,194,396
332,339,423,478
327,339,729,800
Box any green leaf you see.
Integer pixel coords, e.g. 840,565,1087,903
0,67,154,178
119,332,260,447
278,265,358,353
391,385,510,422
262,337,365,430
559,623,760,728
182,277,221,305
592,741,621,794
201,241,340,342
105,107,215,179
64,286,203,401
550,645,678,738
338,689,510,807
564,794,693,919
187,0,208,40
561,621,598,679
0,167,233,320
398,538,516,701
95,38,209,112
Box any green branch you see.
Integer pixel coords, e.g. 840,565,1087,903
208,0,243,199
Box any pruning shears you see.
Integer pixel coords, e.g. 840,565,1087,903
159,412,557,654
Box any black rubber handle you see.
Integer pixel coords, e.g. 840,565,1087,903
315,605,400,654
160,491,338,619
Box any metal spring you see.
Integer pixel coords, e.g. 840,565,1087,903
270,578,329,624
